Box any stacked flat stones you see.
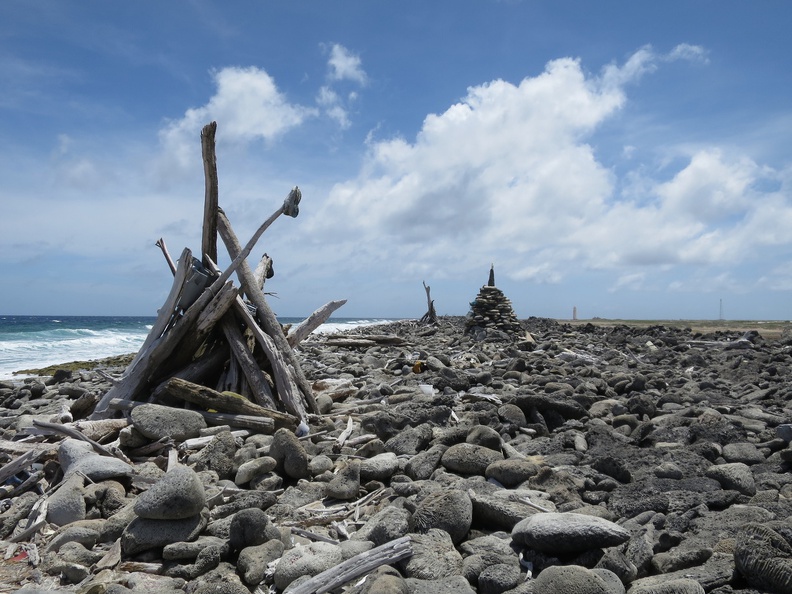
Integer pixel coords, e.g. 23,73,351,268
465,285,523,336
2,318,792,594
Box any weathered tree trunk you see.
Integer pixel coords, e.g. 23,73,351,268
420,281,438,325
155,238,177,275
220,314,276,409
287,299,347,347
108,398,276,433
284,535,413,594
234,300,308,422
152,377,296,431
201,121,219,268
216,208,318,416
252,253,274,292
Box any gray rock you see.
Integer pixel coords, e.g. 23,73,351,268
237,539,284,586
121,511,207,556
130,403,206,441
776,424,792,442
722,442,766,465
45,526,99,554
485,458,542,487
327,459,361,500
628,579,705,594
410,488,472,545
532,564,618,594
229,508,280,550
404,575,476,594
134,465,205,520
512,512,630,554
273,541,343,590
704,462,756,496
466,425,502,450
360,452,400,482
405,444,448,480
441,443,504,475
58,438,133,481
400,529,464,580
352,505,411,546
191,430,238,480
46,472,86,527
270,428,310,479
734,522,792,594
234,456,277,485
477,563,522,594
163,536,228,560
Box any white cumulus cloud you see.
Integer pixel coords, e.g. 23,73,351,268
159,66,317,171
327,43,367,84
303,46,792,293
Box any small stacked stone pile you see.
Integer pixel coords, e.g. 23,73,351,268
465,266,523,336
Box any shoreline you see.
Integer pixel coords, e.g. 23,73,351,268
6,316,789,380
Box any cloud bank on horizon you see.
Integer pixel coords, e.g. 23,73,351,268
1,3,791,320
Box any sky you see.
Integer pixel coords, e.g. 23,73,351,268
2,1,792,321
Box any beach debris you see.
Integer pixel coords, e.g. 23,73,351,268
2,317,792,591
88,121,344,426
420,281,439,326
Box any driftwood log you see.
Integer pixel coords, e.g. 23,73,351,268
419,281,438,325
107,398,276,434
283,535,413,594
201,121,219,267
152,377,297,431
216,207,319,417
286,299,348,348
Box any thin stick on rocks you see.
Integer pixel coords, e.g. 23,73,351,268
283,535,413,594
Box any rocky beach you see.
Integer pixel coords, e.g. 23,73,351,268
2,314,792,594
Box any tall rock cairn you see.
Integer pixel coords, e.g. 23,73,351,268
465,265,523,335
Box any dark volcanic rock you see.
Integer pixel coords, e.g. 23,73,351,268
7,316,792,594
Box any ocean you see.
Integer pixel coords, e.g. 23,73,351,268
0,315,395,380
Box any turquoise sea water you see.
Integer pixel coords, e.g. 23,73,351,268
0,315,393,379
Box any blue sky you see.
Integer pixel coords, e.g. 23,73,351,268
2,1,792,320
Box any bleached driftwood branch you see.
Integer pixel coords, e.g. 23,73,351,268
287,299,347,348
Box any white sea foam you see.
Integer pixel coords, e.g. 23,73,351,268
311,319,397,334
0,328,148,380
0,317,401,381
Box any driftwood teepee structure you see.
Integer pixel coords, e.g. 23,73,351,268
89,122,345,429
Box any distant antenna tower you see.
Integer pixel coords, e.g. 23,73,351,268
719,298,724,321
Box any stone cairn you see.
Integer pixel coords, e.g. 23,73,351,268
464,265,523,335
